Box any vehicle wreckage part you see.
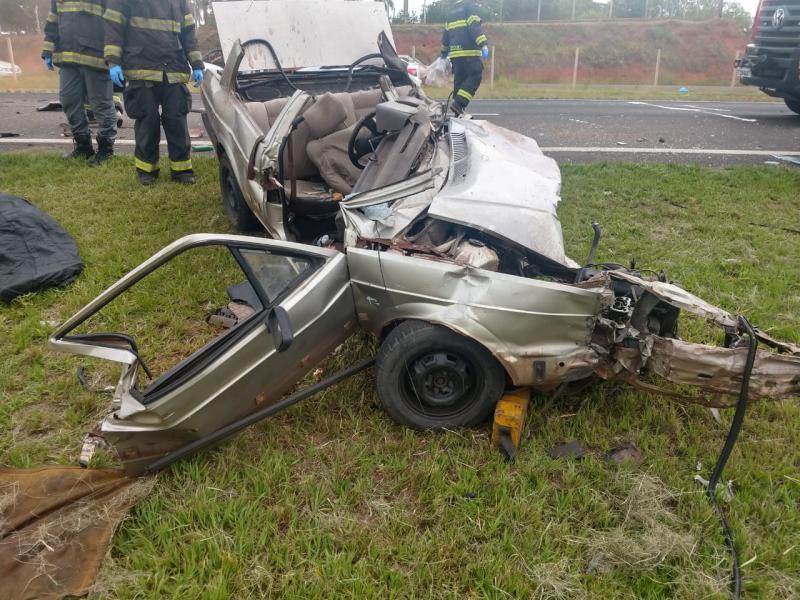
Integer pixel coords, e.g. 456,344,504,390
145,356,375,473
376,320,505,429
705,315,757,600
491,388,531,460
575,221,601,283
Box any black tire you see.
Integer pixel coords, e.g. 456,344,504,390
376,320,505,429
784,97,800,115
219,154,259,232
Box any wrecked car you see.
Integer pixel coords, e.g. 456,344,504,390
49,1,800,475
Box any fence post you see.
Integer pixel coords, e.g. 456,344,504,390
537,0,541,22
731,50,740,87
490,46,495,89
572,47,580,89
572,0,576,19
653,48,661,87
6,37,17,82
412,45,416,59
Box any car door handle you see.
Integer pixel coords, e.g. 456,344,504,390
266,306,293,352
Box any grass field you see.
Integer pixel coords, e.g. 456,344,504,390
1,153,799,599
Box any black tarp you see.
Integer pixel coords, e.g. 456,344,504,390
0,193,83,303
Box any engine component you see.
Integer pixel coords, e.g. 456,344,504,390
452,238,499,271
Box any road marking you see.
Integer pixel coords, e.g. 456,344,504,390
469,113,500,116
0,138,211,146
680,104,732,113
541,146,799,156
628,101,758,122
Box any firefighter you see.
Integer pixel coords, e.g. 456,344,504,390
440,0,489,114
41,0,117,165
103,0,204,185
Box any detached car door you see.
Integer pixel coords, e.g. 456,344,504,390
50,234,356,475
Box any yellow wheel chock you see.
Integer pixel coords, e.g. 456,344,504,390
491,388,531,460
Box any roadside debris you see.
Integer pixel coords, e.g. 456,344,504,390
549,440,587,460
0,467,153,600
0,132,20,138
37,100,62,112
604,443,645,465
772,154,800,166
0,194,83,303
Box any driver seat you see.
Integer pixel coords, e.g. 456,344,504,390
284,93,357,218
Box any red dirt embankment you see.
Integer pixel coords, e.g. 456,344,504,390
393,19,748,85
4,19,748,86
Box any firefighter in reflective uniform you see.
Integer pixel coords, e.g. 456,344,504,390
103,0,204,185
441,0,489,114
42,0,118,164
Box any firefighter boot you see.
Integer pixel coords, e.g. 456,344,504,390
63,134,95,160
171,170,196,185
90,136,115,166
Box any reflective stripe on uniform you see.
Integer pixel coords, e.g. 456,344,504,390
170,159,193,172
57,1,104,16
446,19,467,30
104,44,122,58
188,51,202,63
103,8,125,24
475,34,487,46
46,13,58,23
449,49,481,58
42,41,55,52
129,16,181,33
125,69,191,84
183,13,195,27
457,88,474,101
135,158,159,172
466,14,481,25
53,51,107,69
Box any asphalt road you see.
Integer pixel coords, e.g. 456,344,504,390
1,92,799,166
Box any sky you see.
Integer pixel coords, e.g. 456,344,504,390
401,0,758,18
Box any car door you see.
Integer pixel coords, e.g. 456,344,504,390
50,234,356,475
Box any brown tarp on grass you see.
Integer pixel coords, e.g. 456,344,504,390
0,466,152,600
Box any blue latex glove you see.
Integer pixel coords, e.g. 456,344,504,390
43,55,54,71
192,68,204,87
110,65,124,86
481,46,489,61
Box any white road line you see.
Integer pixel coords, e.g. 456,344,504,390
469,113,500,116
628,101,758,122
680,104,732,113
0,138,211,146
541,147,800,156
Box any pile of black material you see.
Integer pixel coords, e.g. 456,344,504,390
0,193,83,302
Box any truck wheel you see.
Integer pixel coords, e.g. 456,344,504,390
376,320,505,429
784,97,800,115
219,154,259,232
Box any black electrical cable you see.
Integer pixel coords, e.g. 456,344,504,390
706,315,757,600
240,38,300,93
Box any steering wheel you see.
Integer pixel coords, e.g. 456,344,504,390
347,111,382,169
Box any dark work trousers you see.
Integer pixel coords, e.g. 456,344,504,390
59,65,117,140
123,78,193,175
452,57,483,110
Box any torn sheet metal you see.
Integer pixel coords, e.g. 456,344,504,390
428,119,569,265
609,270,738,328
0,467,152,600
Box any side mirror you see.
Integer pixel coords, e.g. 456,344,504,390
267,306,293,352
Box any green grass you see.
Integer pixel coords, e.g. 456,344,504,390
1,154,799,599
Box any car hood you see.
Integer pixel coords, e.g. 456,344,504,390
213,0,396,71
430,119,568,265
342,119,573,266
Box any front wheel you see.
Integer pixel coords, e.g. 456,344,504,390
219,154,259,232
783,97,800,115
375,320,505,429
